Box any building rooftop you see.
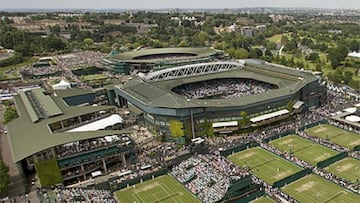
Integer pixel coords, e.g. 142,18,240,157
107,47,223,63
7,88,127,162
115,61,318,109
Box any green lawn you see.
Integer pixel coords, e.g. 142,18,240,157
250,196,277,203
80,73,108,81
115,175,200,203
306,124,360,150
280,53,360,82
228,147,303,185
34,159,62,187
282,174,360,203
325,157,360,183
269,135,340,166
0,57,37,79
267,33,292,43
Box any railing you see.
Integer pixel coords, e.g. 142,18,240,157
62,165,102,180
53,112,113,133
58,146,130,168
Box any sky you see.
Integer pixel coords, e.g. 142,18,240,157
0,0,359,10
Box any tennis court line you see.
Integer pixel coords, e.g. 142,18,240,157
292,144,312,153
252,158,276,169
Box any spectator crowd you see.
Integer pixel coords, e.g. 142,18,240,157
171,154,249,203
173,78,277,99
55,135,132,159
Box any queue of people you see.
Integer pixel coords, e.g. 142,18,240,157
54,188,115,203
252,176,298,203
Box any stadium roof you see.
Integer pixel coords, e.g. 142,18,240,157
18,88,63,123
250,109,290,123
345,115,360,122
107,47,222,63
7,88,129,163
212,121,238,128
53,88,94,98
67,114,123,132
331,110,360,128
115,60,318,109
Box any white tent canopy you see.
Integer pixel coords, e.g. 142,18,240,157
67,114,123,132
345,115,360,122
293,100,304,109
212,121,238,128
91,171,102,178
104,135,121,142
348,52,360,58
250,109,289,123
344,107,357,114
52,79,71,90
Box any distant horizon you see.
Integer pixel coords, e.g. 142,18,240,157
1,0,359,10
1,7,359,13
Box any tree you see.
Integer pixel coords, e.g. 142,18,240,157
0,160,10,197
343,71,354,84
328,45,349,69
348,79,360,89
306,53,320,62
83,38,94,48
196,31,210,46
205,121,215,138
49,25,61,36
3,107,18,124
239,111,250,127
286,100,295,112
45,36,66,51
265,41,276,50
178,40,188,47
169,120,184,138
226,48,249,59
249,48,263,59
327,68,344,84
315,64,322,72
283,39,298,54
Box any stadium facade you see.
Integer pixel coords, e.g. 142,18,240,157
101,47,227,74
7,88,134,186
113,59,326,137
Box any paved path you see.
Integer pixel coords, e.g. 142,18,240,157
0,105,26,197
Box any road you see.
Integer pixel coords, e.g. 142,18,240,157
0,104,26,197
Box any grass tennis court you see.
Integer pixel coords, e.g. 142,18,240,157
269,135,340,166
250,196,277,203
282,174,360,203
228,147,303,185
325,157,360,183
115,175,200,203
80,73,108,81
306,124,360,150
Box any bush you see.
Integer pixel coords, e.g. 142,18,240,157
0,160,10,197
3,107,18,124
0,53,24,67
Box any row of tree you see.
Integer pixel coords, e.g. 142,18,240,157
0,160,9,197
